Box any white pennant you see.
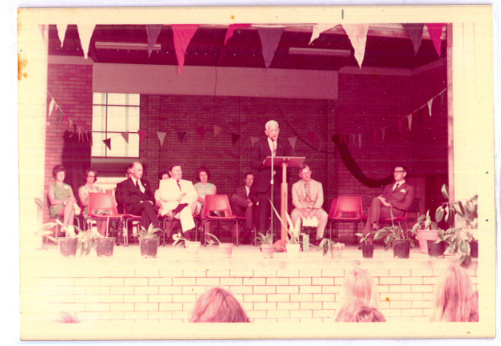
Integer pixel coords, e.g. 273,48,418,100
288,136,298,150
76,23,96,59
342,24,370,68
48,98,56,117
157,132,167,146
407,114,413,131
428,98,434,116
309,24,337,44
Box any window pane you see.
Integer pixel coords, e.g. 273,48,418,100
107,106,128,132
127,94,140,106
107,93,127,106
92,106,106,132
128,107,140,132
91,132,106,157
93,93,106,105
106,133,139,158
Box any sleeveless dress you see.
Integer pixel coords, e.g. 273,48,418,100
79,184,104,218
194,182,216,215
49,182,72,218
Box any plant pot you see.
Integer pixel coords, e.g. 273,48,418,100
261,243,274,259
139,238,159,258
286,243,300,258
393,239,411,258
330,243,345,258
96,237,115,257
362,244,374,258
417,230,439,254
427,240,446,258
470,240,478,258
58,237,78,257
219,243,233,258
185,241,201,257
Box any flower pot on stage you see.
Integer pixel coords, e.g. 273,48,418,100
96,237,115,257
470,240,478,258
58,237,78,257
427,240,446,258
286,243,300,258
261,244,274,259
393,239,411,258
219,243,233,258
330,243,345,258
140,238,159,258
362,244,374,258
417,230,439,254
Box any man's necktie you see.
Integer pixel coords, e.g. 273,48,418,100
135,180,139,188
394,183,400,191
177,180,182,191
305,183,310,202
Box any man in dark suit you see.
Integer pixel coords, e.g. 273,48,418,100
363,165,415,242
231,172,255,244
121,162,160,230
250,120,293,237
115,164,133,213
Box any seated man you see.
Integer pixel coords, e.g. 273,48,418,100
157,164,198,239
122,162,160,230
363,165,415,242
291,164,328,246
230,172,255,245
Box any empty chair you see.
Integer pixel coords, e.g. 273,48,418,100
87,192,126,241
202,195,239,246
328,196,364,242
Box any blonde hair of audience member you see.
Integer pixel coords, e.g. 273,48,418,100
342,268,378,308
431,265,479,322
335,299,386,322
190,287,250,323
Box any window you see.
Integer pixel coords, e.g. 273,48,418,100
92,93,141,158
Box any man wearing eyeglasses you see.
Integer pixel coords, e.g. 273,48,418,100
362,165,415,242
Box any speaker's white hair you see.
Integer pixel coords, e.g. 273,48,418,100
265,120,279,131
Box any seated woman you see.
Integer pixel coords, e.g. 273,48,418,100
194,167,217,215
78,168,105,235
190,287,250,323
48,165,76,235
431,265,479,322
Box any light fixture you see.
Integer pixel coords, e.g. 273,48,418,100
288,47,351,57
95,41,161,52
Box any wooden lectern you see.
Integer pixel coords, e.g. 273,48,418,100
263,156,305,252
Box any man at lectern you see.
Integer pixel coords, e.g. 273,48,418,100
250,120,292,238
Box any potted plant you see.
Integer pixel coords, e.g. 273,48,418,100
270,200,301,257
373,210,416,259
205,232,234,258
34,221,58,250
413,211,440,254
137,224,162,258
435,184,478,267
355,232,375,258
257,232,274,258
172,232,202,257
316,238,345,258
52,219,80,257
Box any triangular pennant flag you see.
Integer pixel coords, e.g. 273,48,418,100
426,23,445,57
146,25,163,57
76,24,95,59
440,90,446,105
407,114,413,131
214,125,222,137
56,23,70,47
63,114,68,123
195,127,204,139
251,136,260,147
48,97,56,117
58,109,64,125
403,23,424,55
177,131,186,142
307,132,316,145
358,134,362,149
288,136,297,150
157,132,166,146
341,24,369,68
257,26,285,68
103,138,111,150
309,24,337,44
171,24,199,74
382,128,386,141
232,133,241,145
398,120,403,132
428,98,434,116
121,132,129,143
224,24,251,45
38,24,48,42
138,130,147,143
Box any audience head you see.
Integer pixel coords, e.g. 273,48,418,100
125,164,133,179
83,168,98,184
298,164,312,182
342,268,378,308
431,265,478,322
131,162,143,180
169,164,183,181
393,165,407,182
244,172,254,188
264,120,280,141
158,170,170,180
196,167,211,183
52,165,66,181
190,287,250,323
335,299,386,322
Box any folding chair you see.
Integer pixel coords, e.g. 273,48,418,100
202,195,239,246
327,196,364,243
87,192,127,244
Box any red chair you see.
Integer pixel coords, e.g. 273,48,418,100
202,195,239,246
327,196,364,242
326,198,338,239
380,209,410,230
87,192,127,242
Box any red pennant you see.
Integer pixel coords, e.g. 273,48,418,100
103,138,111,150
426,23,445,57
224,24,251,45
138,130,147,143
196,127,204,139
171,24,199,74
63,114,68,123
232,133,241,145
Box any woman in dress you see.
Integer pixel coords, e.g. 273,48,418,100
48,165,76,234
78,168,104,234
194,167,217,215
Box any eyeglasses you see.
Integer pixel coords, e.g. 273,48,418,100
394,171,405,173
87,175,96,178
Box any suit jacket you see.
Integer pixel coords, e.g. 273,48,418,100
292,179,324,210
234,185,249,200
115,179,127,213
250,137,293,193
121,178,156,212
157,178,198,215
381,181,415,216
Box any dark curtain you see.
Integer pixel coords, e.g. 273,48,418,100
332,135,393,188
62,130,92,202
